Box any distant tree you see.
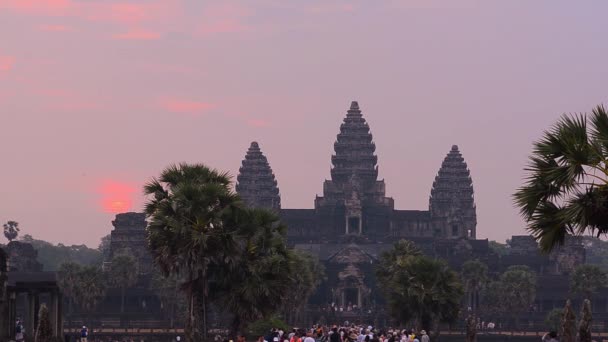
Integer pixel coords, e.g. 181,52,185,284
107,253,139,313
561,300,576,342
18,234,102,271
3,221,19,242
73,265,106,312
145,163,240,342
35,304,52,342
461,259,489,311
282,249,325,324
583,237,608,271
489,241,510,256
500,265,537,330
377,242,463,336
570,264,608,300
212,208,293,335
57,262,82,315
98,234,112,260
579,299,592,342
479,281,504,319
545,308,563,332
151,271,186,328
513,105,608,252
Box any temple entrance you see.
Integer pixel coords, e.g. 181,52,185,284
347,217,360,234
344,288,359,307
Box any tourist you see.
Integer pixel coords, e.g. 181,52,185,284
80,326,88,342
15,318,24,342
419,331,429,342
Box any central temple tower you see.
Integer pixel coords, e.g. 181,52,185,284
314,101,394,240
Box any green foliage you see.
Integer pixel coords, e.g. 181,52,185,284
3,220,19,242
98,234,112,260
107,253,139,313
144,163,242,341
20,234,102,271
376,240,463,330
499,266,537,316
570,264,608,299
488,241,510,256
57,262,82,314
513,105,608,252
247,316,289,338
284,250,325,311
211,208,305,334
479,281,503,317
461,259,489,292
73,265,106,312
545,308,563,332
35,304,53,342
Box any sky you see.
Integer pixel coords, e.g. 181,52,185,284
1,0,607,248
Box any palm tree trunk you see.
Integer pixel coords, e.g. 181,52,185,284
121,287,125,313
187,272,195,342
202,280,208,340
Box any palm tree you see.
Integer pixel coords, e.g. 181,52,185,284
107,253,139,313
144,163,240,342
461,259,489,311
282,249,325,325
3,221,19,242
570,264,608,300
57,262,82,317
73,265,106,313
500,265,537,330
514,105,608,252
211,208,293,335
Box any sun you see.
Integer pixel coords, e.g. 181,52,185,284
98,180,136,213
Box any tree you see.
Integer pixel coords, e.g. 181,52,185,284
107,253,139,313
282,249,325,324
570,264,608,300
545,308,563,332
514,105,608,252
461,259,488,311
377,241,463,335
151,271,186,328
98,234,112,260
211,208,293,335
57,262,82,315
145,163,240,342
3,221,19,242
500,265,537,330
578,299,592,342
479,281,504,319
73,265,106,312
561,300,576,342
35,304,52,342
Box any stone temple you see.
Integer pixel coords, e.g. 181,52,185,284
235,101,585,314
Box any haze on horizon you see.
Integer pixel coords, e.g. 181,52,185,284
1,1,607,247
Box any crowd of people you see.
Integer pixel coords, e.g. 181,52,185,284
245,324,430,342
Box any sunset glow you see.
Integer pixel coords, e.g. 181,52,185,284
98,180,136,213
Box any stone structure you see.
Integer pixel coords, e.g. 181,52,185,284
5,241,43,272
0,247,8,340
107,212,153,274
235,141,281,210
235,100,586,319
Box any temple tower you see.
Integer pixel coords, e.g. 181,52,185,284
315,101,393,239
236,141,281,210
429,145,477,239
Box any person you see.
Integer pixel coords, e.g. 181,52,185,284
80,326,88,342
304,332,316,342
15,319,24,342
419,331,429,342
542,332,558,342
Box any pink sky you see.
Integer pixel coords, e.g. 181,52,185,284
1,1,607,247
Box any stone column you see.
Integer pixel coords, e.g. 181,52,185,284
57,293,63,338
50,290,58,337
28,291,36,336
357,288,362,308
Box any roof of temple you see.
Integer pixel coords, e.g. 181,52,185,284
429,145,475,209
393,210,431,221
236,141,281,210
330,101,379,185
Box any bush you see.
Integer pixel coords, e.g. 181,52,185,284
545,308,563,332
247,316,290,338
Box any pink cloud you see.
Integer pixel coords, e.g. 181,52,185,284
247,119,271,128
112,29,161,40
0,0,73,15
161,98,215,116
308,3,355,14
198,3,252,35
39,24,72,32
0,56,15,72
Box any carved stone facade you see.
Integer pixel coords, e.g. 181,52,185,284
108,212,153,274
5,241,43,272
236,141,281,210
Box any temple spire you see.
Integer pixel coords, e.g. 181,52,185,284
236,141,281,210
429,145,477,239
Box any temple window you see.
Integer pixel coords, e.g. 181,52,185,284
452,224,458,236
